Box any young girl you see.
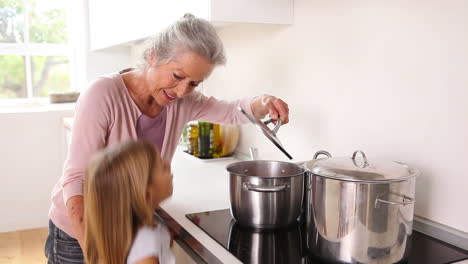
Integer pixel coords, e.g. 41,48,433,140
83,140,174,264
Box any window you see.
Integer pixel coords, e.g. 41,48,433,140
0,0,71,99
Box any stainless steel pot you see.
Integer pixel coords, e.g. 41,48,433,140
305,150,419,264
227,160,305,229
227,219,305,264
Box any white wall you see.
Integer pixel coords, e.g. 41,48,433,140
0,109,73,232
202,0,468,232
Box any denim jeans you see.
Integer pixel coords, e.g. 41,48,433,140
45,220,84,264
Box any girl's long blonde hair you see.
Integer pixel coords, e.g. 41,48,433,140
84,140,157,264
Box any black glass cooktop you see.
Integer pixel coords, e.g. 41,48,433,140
186,209,468,264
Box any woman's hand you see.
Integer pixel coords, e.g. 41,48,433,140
251,95,289,124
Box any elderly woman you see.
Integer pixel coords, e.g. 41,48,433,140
45,14,289,263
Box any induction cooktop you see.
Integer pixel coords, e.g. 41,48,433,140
186,209,468,264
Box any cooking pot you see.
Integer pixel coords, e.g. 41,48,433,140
227,160,305,229
304,150,419,264
227,219,305,264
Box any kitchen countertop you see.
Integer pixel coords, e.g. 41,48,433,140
159,146,242,263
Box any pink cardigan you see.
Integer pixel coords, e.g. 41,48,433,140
49,72,254,237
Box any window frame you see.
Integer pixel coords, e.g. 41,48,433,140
0,0,77,102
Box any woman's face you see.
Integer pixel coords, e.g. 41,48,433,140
145,51,214,106
148,152,173,208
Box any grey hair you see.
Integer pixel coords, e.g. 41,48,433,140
138,13,226,69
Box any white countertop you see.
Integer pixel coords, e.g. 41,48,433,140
0,100,75,114
160,147,242,263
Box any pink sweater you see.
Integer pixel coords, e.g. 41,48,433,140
49,72,254,237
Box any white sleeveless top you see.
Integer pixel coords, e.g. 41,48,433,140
127,225,175,264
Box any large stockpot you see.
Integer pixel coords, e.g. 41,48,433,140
305,150,419,264
227,160,305,229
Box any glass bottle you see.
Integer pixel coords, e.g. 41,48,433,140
188,122,199,157
198,121,213,158
212,123,222,158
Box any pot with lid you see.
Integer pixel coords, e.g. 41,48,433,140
304,150,419,264
228,107,304,229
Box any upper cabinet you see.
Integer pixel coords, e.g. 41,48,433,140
88,0,293,51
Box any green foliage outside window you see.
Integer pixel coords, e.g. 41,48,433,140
32,56,70,97
0,0,24,43
0,0,70,99
0,55,26,98
28,0,67,43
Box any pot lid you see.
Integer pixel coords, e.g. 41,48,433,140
238,106,293,160
304,150,419,182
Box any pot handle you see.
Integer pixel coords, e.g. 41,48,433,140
243,182,288,192
307,151,332,190
375,193,415,207
313,150,332,160
352,150,369,168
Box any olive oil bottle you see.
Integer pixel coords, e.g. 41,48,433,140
187,122,199,157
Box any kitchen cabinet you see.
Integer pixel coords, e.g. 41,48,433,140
88,0,293,50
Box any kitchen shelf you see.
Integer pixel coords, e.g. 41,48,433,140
182,150,235,163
